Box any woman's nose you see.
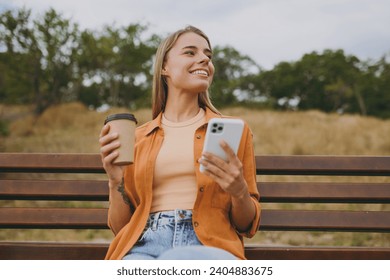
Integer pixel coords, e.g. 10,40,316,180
198,54,211,64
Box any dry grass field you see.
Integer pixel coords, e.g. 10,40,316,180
2,102,390,155
1,102,389,246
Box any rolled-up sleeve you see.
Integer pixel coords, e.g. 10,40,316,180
237,195,261,238
235,122,261,238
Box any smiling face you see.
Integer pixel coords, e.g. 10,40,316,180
162,32,215,95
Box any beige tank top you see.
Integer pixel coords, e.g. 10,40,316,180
151,109,206,213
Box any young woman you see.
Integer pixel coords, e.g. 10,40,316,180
99,26,261,260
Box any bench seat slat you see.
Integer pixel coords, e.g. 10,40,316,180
0,242,108,260
258,182,390,203
0,208,108,229
0,180,108,201
0,242,389,260
244,246,390,260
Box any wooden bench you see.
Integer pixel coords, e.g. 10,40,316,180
0,153,389,260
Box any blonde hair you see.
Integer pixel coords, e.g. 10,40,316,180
152,25,220,119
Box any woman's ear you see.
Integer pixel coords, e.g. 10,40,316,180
161,68,168,76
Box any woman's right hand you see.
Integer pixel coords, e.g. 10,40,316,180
99,124,125,188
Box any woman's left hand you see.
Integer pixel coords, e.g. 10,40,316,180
199,140,248,198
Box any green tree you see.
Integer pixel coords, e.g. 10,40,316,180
297,50,362,113
1,7,388,118
210,46,259,107
254,61,299,109
34,8,79,113
76,24,158,109
254,49,368,114
0,8,36,104
0,8,79,114
359,56,390,118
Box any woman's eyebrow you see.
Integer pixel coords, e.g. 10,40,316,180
182,45,212,54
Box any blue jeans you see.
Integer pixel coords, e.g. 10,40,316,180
122,209,237,260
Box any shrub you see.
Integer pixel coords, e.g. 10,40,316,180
0,119,9,137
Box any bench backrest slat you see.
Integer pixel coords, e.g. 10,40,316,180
2,153,390,175
1,208,389,232
0,153,103,173
2,180,388,203
0,208,108,229
260,210,390,232
1,153,389,260
256,155,390,176
0,180,108,200
258,182,390,203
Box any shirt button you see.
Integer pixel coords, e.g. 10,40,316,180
196,135,201,139
194,222,199,227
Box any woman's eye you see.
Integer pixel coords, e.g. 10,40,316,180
185,50,195,55
184,50,212,60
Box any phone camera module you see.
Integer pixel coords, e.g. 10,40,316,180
211,122,224,134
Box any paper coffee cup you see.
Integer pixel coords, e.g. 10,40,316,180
104,113,137,165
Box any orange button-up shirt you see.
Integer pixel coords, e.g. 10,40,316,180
105,107,261,260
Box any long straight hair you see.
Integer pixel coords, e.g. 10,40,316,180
152,25,220,119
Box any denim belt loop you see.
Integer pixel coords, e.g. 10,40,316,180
151,212,160,231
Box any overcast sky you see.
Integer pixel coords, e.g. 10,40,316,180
2,0,390,69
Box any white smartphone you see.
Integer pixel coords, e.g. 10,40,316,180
200,118,244,173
